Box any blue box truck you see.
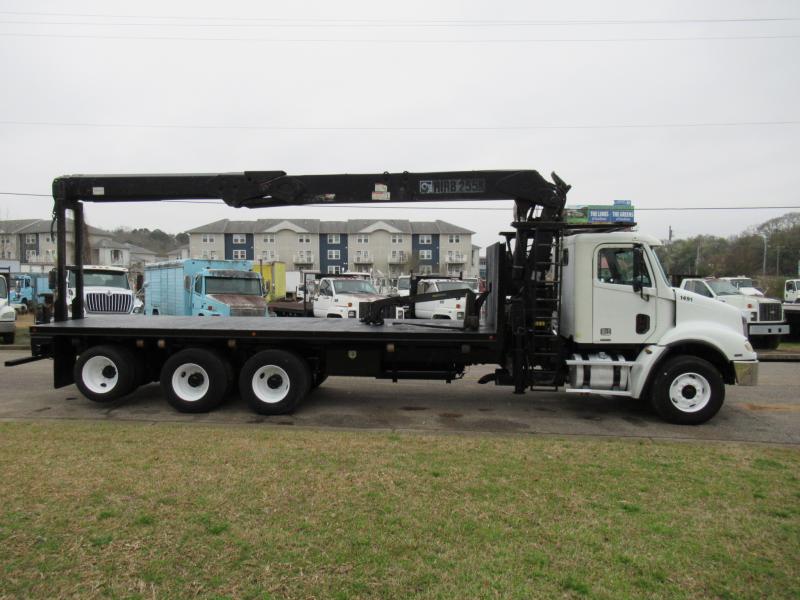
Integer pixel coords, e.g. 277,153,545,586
144,260,268,317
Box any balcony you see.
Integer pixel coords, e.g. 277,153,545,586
445,253,467,264
354,254,373,264
387,252,408,264
293,253,314,265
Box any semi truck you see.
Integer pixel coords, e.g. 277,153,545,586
144,259,267,317
5,169,757,424
66,265,136,316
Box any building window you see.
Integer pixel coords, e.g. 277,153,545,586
448,234,461,244
26,249,38,260
260,250,276,260
25,234,36,244
298,234,311,244
202,250,209,259
419,249,432,260
419,234,432,245
356,234,369,244
232,249,246,260
232,234,246,245
327,249,341,260
391,234,403,244
420,265,433,275
327,233,340,244
201,234,215,243
263,234,275,244
209,251,217,259
327,265,341,275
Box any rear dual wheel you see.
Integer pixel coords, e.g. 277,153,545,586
160,348,233,413
239,349,311,415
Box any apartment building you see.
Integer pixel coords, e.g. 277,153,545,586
0,218,113,272
187,219,478,278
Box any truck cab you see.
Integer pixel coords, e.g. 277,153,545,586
0,274,16,344
679,277,787,349
191,269,266,316
395,275,410,297
414,278,479,320
313,276,386,318
65,266,135,316
785,279,800,303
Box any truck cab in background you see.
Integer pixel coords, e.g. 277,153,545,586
784,279,800,303
414,277,479,320
395,275,410,297
0,274,16,344
679,277,787,349
720,276,764,297
64,266,135,316
313,276,387,318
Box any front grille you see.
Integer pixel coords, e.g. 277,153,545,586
759,302,782,322
86,292,133,314
230,307,264,317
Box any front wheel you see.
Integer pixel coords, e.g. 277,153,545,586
649,356,725,425
160,348,231,413
1,332,14,344
239,349,311,415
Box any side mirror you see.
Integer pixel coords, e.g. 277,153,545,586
632,246,646,296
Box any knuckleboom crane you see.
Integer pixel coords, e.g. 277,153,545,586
52,169,570,392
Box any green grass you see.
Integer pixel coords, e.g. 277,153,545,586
777,341,800,352
0,422,798,599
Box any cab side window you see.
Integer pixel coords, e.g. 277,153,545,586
693,282,713,298
787,281,795,292
319,281,331,296
596,247,651,287
194,276,202,294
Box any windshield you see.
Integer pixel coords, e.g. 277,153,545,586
435,281,477,292
0,277,6,299
397,278,410,290
728,278,754,288
68,270,130,289
205,277,262,295
707,280,741,296
333,280,378,294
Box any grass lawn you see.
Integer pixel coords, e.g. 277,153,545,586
0,423,798,599
777,341,800,352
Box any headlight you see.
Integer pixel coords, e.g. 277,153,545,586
750,311,757,321
744,341,753,352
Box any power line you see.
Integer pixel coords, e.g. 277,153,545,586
1,192,798,211
1,32,798,43
1,120,798,131
1,10,799,25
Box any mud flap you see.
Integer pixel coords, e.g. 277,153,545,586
53,338,76,388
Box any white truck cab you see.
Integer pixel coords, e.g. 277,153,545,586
785,279,800,303
0,274,16,344
66,265,136,316
679,277,787,349
560,232,757,424
313,276,387,318
414,278,479,320
395,275,411,297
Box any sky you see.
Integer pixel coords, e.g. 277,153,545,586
0,0,798,249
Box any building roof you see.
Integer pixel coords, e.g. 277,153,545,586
0,218,109,236
94,238,157,256
187,219,473,236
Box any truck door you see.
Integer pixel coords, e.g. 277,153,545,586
314,279,332,317
191,275,204,315
592,244,657,344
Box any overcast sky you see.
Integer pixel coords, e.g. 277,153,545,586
1,0,798,248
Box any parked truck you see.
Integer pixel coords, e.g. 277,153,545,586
144,259,267,317
413,277,479,320
0,272,16,344
64,265,136,317
679,277,788,349
8,273,50,309
312,275,388,319
6,169,757,425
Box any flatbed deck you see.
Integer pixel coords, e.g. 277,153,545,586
31,315,498,343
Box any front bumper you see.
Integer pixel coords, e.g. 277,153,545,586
749,323,789,336
0,320,15,334
734,360,759,386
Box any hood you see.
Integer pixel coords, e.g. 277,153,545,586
337,292,386,302
737,287,764,297
207,293,266,309
80,286,133,295
675,288,744,333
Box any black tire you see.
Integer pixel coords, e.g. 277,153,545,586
2,332,15,344
160,348,231,413
751,335,780,350
74,345,138,403
649,355,725,425
239,349,311,415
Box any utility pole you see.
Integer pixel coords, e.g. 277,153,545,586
776,246,781,275
760,234,767,276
